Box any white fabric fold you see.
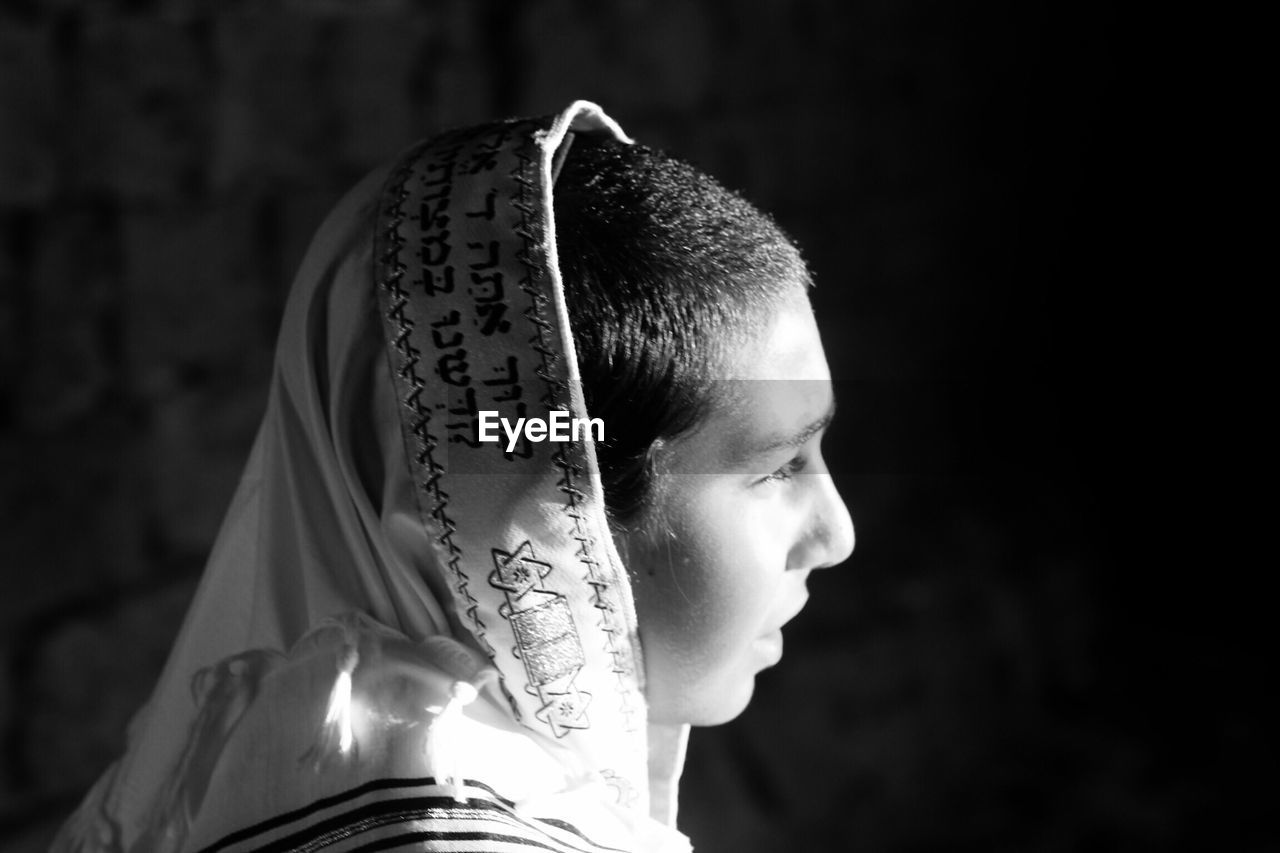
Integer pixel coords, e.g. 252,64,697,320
54,101,690,853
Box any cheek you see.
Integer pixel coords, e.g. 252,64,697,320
625,482,807,724
636,497,783,663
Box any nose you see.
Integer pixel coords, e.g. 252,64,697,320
793,463,855,572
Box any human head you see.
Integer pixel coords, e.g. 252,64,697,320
555,134,809,522
554,136,856,724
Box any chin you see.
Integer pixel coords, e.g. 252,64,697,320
661,677,757,728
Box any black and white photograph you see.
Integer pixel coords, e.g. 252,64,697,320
0,2,1262,851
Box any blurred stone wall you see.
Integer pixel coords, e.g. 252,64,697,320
0,2,1257,851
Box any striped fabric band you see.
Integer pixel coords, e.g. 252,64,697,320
198,778,630,853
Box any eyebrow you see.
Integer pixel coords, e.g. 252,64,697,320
748,397,837,459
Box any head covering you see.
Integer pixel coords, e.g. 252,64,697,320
54,102,691,853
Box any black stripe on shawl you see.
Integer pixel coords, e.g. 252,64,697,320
199,777,512,852
339,829,601,852
249,799,612,853
199,778,629,853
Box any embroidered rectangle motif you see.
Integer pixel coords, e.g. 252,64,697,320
510,596,584,685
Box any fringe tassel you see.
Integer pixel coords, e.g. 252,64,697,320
425,680,482,802
322,645,359,756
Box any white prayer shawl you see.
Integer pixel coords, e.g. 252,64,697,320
54,102,691,853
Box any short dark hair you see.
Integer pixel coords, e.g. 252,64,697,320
554,135,810,524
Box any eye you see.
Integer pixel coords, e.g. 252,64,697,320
759,454,807,485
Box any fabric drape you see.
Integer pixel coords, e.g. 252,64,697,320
54,101,690,853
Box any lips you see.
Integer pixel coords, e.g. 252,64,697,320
776,592,810,631
754,593,808,665
754,629,784,665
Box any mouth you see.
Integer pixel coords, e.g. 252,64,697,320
754,629,784,665
756,594,809,662
779,593,810,628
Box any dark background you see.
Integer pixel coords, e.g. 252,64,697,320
0,1,1264,851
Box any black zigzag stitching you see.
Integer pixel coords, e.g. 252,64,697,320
376,138,493,660
508,127,639,731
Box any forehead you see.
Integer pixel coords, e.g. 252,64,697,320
723,303,831,382
675,302,835,470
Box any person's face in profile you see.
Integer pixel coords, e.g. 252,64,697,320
622,298,856,726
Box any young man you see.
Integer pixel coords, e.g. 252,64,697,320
54,102,852,853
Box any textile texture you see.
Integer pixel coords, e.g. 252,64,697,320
52,102,690,853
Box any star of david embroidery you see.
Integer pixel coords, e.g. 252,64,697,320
489,541,552,599
535,687,592,737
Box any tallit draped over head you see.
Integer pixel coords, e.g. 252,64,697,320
55,101,691,853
